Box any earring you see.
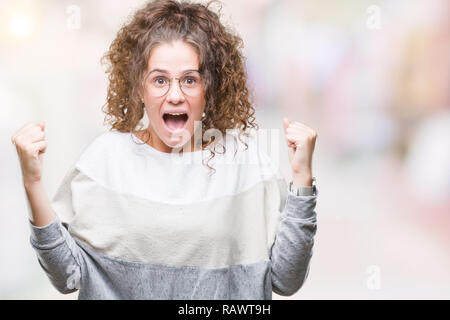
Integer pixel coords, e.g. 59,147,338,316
202,112,206,118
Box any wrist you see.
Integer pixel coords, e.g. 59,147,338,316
24,179,43,191
292,172,313,187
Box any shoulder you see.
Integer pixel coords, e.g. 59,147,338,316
80,130,130,154
74,130,131,175
85,130,127,149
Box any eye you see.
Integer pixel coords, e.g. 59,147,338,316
153,77,167,86
182,77,197,86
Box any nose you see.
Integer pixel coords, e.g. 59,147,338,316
166,79,185,104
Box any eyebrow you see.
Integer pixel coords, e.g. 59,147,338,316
148,68,199,74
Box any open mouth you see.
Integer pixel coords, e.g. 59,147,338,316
162,113,189,131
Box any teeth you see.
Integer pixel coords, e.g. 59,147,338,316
166,112,186,116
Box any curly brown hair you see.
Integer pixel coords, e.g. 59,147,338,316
100,0,258,174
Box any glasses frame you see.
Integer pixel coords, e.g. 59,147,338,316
142,70,205,98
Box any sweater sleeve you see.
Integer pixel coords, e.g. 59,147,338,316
29,218,84,294
269,186,318,296
28,165,85,294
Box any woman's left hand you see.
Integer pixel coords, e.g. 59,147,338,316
283,117,318,186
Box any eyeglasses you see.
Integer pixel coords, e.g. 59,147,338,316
143,70,205,97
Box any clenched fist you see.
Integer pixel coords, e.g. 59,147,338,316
11,122,48,187
283,117,318,186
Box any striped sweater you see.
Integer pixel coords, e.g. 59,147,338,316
28,129,318,299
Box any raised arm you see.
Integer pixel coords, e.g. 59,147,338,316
270,117,318,295
12,122,84,294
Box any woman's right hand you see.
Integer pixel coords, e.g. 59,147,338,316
11,122,48,187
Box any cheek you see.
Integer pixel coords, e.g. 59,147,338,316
192,97,206,115
144,99,162,120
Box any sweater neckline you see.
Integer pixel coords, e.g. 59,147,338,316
129,131,214,159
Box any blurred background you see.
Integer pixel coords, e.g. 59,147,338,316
1,0,449,299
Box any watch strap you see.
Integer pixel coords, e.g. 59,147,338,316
289,177,317,196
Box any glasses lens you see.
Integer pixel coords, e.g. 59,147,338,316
145,75,168,97
180,72,203,97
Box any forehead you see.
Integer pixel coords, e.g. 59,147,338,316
147,40,199,74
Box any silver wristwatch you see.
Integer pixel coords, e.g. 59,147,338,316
289,177,317,196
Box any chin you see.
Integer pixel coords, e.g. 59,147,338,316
162,128,194,150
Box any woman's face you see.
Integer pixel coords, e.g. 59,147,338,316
141,40,206,153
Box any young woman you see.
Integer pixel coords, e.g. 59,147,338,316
11,0,318,300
